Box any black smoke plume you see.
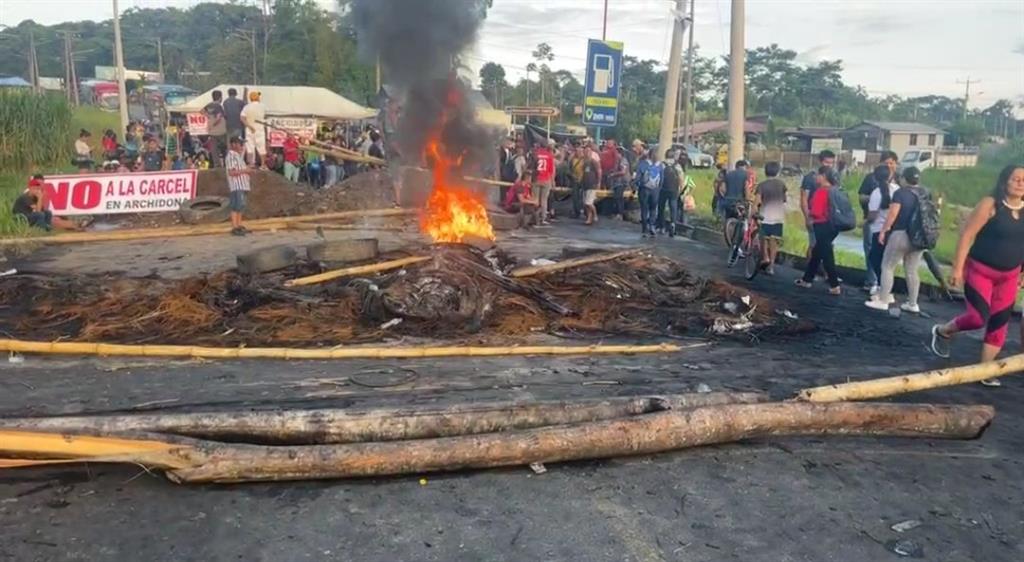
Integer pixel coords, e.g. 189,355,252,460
353,0,493,170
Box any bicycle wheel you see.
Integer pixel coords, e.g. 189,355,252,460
744,236,762,280
723,218,739,246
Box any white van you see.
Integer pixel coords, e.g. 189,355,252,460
900,148,978,171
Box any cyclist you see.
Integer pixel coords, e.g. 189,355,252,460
755,161,786,275
720,160,751,219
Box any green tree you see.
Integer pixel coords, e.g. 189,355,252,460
531,42,554,104
478,62,507,107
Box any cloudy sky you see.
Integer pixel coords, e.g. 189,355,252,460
3,0,1022,111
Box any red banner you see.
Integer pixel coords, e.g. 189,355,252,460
42,170,198,216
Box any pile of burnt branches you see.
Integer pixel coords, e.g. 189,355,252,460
0,245,796,346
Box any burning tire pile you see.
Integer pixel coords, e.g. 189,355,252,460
0,245,799,347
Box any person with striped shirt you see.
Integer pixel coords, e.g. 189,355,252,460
225,136,251,236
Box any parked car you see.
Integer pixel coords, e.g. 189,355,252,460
682,144,714,168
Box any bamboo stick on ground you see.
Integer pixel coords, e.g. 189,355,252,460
1,402,991,483
0,208,414,246
284,255,430,287
0,392,767,444
0,338,689,360
510,249,642,278
797,354,1024,402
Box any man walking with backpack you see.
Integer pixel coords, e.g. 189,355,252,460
657,149,685,237
866,167,936,313
635,148,659,237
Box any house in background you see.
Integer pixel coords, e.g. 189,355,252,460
779,126,844,153
842,121,945,156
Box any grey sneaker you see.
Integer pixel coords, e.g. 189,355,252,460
930,324,951,358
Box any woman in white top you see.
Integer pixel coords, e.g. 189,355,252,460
865,164,897,294
73,129,93,171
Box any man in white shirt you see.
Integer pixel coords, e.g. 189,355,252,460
239,91,267,169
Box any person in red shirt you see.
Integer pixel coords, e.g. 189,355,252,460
796,167,842,294
503,174,540,228
533,138,556,224
282,135,301,182
599,139,618,190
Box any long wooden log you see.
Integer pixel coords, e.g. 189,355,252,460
510,249,642,278
0,402,993,483
0,208,414,245
0,392,767,444
797,354,1024,402
0,338,686,360
284,256,430,287
168,402,996,483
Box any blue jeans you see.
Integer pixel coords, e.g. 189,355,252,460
639,188,658,233
612,182,627,216
862,222,878,286
657,190,680,235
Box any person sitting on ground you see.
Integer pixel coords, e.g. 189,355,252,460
930,165,1024,384
504,173,540,228
865,167,928,313
140,137,165,172
755,161,786,275
795,167,842,295
864,164,898,294
12,177,80,231
225,136,251,236
73,129,93,172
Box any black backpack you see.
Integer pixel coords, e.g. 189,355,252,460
662,163,681,192
907,186,940,250
499,149,517,182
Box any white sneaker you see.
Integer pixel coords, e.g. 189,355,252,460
900,302,920,314
869,285,880,296
864,298,889,311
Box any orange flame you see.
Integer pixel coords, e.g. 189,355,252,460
420,139,495,243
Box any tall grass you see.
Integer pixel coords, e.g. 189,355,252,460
0,90,73,172
0,173,32,237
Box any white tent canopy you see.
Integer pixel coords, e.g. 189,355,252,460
174,85,377,121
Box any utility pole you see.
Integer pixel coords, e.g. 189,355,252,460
28,30,40,93
656,0,688,161
602,0,609,40
250,31,258,85
727,0,745,169
155,37,164,79
112,0,130,135
62,31,73,103
956,77,979,120
376,55,381,93
682,0,695,145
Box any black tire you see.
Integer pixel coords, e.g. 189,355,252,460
744,237,762,280
179,196,231,225
237,245,297,275
306,238,379,263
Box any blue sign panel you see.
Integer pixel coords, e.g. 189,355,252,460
582,39,624,127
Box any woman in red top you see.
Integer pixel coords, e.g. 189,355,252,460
796,167,842,295
282,136,301,183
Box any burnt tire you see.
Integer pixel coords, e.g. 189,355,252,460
179,196,231,225
237,245,297,275
306,238,379,263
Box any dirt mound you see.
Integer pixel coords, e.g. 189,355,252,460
0,248,797,347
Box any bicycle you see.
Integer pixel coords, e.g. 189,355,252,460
723,200,764,280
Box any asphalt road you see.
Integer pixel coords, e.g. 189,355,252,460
1,218,1022,562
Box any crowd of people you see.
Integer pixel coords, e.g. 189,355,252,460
496,135,695,233
69,87,384,190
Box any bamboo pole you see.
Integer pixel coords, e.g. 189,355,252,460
284,255,429,287
4,402,989,483
0,338,688,360
302,144,387,166
0,208,414,246
510,249,642,278
797,354,1024,402
0,393,768,445
255,120,382,163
